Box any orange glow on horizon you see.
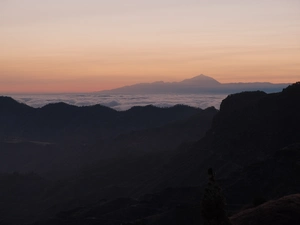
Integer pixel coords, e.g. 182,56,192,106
1,0,299,93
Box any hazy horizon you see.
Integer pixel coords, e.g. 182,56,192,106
1,0,299,93
0,74,294,94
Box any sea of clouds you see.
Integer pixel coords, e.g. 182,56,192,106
6,93,227,110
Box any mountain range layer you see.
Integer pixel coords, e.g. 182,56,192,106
99,74,290,94
0,82,299,225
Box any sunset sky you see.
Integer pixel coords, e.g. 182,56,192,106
1,0,300,93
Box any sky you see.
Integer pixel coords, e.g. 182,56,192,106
1,0,300,93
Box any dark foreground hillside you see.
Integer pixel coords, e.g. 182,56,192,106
0,101,216,175
0,82,300,225
231,194,300,225
0,100,217,224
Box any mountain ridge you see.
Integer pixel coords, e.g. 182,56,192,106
98,74,290,94
0,96,209,143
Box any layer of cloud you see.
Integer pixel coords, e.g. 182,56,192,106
7,93,227,111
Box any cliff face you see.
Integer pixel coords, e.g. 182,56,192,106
203,82,300,164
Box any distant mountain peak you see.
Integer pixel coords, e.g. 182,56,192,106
181,74,221,85
98,74,289,94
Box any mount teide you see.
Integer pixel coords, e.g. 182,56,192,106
98,74,289,94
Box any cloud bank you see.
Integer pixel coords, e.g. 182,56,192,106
7,93,227,110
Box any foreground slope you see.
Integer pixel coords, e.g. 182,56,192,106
231,194,300,225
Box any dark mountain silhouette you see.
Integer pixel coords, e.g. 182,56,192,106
0,98,203,142
205,82,300,164
147,83,300,194
0,107,217,176
0,96,33,113
0,82,299,225
98,74,289,94
0,97,217,176
0,98,218,225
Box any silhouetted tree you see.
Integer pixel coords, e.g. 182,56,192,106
201,168,232,225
